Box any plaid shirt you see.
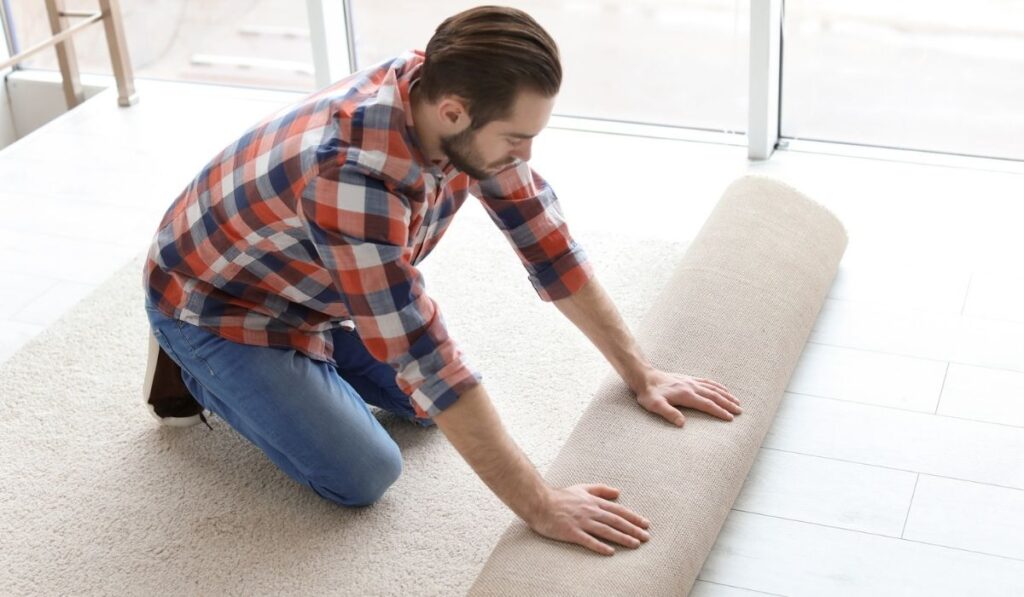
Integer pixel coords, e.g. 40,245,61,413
143,51,593,420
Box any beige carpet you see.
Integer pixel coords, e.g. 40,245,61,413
469,176,848,596
0,182,694,595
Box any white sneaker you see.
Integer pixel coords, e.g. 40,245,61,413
142,331,211,428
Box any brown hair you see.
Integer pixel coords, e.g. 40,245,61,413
418,6,561,129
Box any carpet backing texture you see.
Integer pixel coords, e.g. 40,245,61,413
468,175,848,596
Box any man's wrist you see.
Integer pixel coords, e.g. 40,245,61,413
519,480,552,526
623,361,658,394
434,384,553,525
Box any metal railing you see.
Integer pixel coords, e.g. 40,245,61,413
0,0,136,108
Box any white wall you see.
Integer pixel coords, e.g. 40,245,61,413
0,19,107,150
6,70,105,139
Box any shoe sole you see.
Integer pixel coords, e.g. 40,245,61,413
143,331,203,428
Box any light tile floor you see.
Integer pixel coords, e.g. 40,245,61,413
1,79,1022,595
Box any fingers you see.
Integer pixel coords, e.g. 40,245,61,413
584,519,645,550
572,530,615,556
598,498,650,530
687,380,742,421
593,509,650,544
703,383,743,414
584,486,651,527
553,485,653,557
645,375,742,424
697,377,741,406
659,384,736,421
585,484,620,500
647,398,687,427
695,388,738,420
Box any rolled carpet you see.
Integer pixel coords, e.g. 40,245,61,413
468,175,849,596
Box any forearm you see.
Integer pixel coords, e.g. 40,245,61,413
432,382,548,522
553,277,655,392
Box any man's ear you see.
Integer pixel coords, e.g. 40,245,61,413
437,95,470,130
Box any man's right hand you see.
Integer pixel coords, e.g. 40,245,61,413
433,385,650,556
525,483,650,556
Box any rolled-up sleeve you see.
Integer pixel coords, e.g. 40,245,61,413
301,164,481,418
470,162,594,301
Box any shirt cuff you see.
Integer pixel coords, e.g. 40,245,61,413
409,370,482,418
528,240,595,301
397,345,483,418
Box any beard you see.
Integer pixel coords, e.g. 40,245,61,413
440,128,514,180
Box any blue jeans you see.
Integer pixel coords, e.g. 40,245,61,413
144,299,433,507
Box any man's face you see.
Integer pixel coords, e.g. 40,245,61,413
440,91,555,180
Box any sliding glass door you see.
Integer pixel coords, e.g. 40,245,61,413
781,0,1024,160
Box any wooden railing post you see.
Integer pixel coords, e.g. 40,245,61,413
43,0,85,109
97,0,137,106
2,0,137,108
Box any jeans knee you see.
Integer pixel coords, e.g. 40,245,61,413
312,446,403,507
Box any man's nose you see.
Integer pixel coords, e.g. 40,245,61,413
512,139,532,162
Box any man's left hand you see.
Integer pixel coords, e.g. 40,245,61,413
633,370,742,427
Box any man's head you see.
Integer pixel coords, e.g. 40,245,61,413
416,6,561,179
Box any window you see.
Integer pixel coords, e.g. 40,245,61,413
7,0,316,91
782,0,1024,160
351,0,749,133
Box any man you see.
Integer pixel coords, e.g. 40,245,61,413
142,6,742,557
